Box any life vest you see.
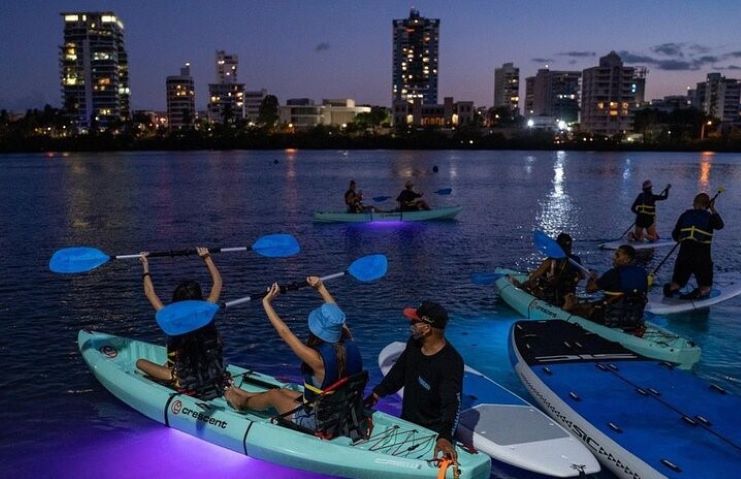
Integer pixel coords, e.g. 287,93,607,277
168,323,228,400
602,265,647,329
678,209,714,244
303,340,362,404
536,258,579,306
635,193,656,216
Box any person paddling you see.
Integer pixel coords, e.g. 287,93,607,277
396,180,431,211
564,245,648,332
630,180,670,241
135,247,229,399
663,192,724,299
224,276,362,431
344,180,375,213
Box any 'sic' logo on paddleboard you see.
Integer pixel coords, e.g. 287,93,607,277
171,400,183,415
99,345,118,358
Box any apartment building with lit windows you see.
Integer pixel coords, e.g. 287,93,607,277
524,69,581,124
166,64,195,131
60,12,130,130
207,50,245,125
493,63,520,113
580,51,638,136
392,9,439,105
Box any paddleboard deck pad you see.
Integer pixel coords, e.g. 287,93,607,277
599,239,675,250
647,272,741,314
510,320,740,479
379,341,599,477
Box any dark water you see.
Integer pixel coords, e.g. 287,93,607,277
1,150,739,478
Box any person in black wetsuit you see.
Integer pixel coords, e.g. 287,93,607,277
515,233,584,308
565,245,648,331
136,247,229,399
367,301,462,465
396,180,431,211
630,179,670,241
663,192,724,299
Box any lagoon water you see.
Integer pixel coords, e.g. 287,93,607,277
1,150,739,478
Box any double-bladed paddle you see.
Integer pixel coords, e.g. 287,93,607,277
49,233,301,274
470,271,506,285
533,230,591,277
155,254,389,336
372,187,453,203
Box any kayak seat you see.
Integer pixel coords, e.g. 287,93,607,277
272,370,373,442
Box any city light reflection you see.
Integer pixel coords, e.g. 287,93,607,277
698,151,713,190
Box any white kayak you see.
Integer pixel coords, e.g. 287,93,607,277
646,272,741,315
599,238,676,250
313,206,462,223
378,341,600,478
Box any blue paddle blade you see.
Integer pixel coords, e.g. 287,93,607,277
155,300,220,336
533,230,566,259
471,272,504,285
372,196,392,202
49,247,111,274
347,254,388,282
251,234,300,257
435,188,452,195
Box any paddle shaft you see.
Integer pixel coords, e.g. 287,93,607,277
651,188,723,277
223,271,347,308
115,246,248,260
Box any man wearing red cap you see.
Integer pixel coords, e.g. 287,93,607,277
367,301,463,464
630,179,670,241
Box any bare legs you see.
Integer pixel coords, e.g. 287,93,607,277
224,386,302,415
136,359,173,382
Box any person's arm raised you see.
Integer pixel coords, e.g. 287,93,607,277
140,253,164,311
198,246,222,303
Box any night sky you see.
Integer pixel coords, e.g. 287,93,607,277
1,0,740,111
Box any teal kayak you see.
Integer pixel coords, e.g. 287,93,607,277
79,330,491,479
313,206,463,223
494,269,701,369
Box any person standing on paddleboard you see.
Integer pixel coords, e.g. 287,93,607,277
135,247,229,399
630,180,670,242
664,192,724,300
366,301,463,466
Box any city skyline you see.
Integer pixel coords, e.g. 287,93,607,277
1,0,740,112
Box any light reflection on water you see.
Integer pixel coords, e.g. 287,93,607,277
1,150,739,478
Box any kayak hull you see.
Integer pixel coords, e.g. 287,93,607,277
494,268,701,369
78,330,491,479
313,206,463,223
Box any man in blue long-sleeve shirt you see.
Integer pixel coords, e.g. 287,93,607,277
367,301,463,464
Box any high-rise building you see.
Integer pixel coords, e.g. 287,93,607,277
207,50,245,124
524,69,581,124
493,63,520,112
694,73,741,124
166,63,195,131
392,8,439,105
580,51,637,135
60,12,130,130
244,89,268,123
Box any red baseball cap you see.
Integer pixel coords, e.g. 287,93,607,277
403,301,449,329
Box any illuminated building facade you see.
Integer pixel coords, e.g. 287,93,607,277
60,12,130,130
166,64,195,130
694,73,741,125
392,97,473,127
392,9,439,105
524,69,581,124
580,51,637,135
207,50,245,124
493,63,520,113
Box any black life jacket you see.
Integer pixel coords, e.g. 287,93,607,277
535,257,580,306
167,323,228,400
678,209,714,244
602,265,648,329
303,340,362,404
635,192,657,216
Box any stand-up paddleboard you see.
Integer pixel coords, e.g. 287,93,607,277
378,341,600,478
510,320,740,479
646,273,741,315
599,238,675,250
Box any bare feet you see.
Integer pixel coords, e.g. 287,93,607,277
224,386,253,410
